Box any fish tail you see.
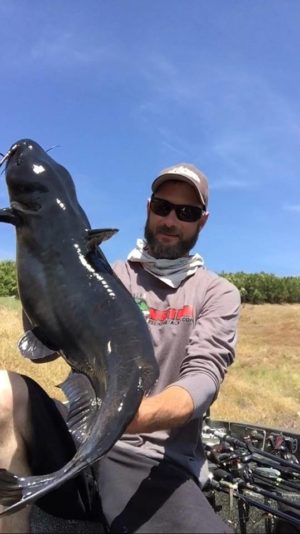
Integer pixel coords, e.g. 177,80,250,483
0,469,23,508
0,465,76,516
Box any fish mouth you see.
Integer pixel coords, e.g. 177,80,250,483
10,200,42,214
1,140,49,216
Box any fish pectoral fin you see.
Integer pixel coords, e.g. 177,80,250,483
59,372,99,445
0,208,18,225
18,330,59,362
87,228,119,249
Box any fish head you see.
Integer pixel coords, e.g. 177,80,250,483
0,139,87,227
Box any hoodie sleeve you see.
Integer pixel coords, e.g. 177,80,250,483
171,276,241,419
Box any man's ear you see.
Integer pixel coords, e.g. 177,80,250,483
199,211,209,231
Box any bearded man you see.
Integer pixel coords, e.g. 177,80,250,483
0,163,240,533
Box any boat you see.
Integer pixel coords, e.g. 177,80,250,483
202,414,300,533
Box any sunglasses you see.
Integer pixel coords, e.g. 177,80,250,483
150,195,205,222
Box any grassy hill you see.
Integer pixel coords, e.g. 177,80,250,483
0,297,299,432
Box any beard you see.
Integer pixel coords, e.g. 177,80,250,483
144,217,200,259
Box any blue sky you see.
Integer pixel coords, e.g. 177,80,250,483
0,0,299,275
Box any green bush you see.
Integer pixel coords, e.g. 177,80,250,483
0,261,18,297
221,272,300,304
0,261,300,304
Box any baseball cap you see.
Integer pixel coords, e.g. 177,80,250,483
151,163,209,208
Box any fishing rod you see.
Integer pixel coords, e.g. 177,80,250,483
209,476,300,528
252,469,300,492
211,466,300,510
207,447,300,493
202,419,300,532
211,428,300,474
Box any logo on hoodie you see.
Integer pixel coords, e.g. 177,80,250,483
134,295,193,325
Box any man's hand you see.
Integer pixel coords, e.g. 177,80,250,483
126,385,194,434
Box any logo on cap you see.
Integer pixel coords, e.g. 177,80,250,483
166,166,201,184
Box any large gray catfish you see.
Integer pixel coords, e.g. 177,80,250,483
0,139,158,515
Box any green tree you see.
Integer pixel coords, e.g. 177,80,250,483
0,261,18,297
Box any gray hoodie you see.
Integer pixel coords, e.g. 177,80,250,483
112,261,241,487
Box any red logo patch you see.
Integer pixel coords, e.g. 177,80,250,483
148,305,193,324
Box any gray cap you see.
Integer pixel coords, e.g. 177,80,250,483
151,163,208,208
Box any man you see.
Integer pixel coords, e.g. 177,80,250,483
0,163,240,533
94,163,240,533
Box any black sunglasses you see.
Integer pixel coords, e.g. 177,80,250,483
150,195,205,223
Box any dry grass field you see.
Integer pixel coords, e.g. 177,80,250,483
0,297,299,432
212,303,300,431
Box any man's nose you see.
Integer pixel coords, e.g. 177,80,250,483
163,208,179,224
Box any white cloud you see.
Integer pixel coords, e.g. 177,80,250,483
0,21,119,74
157,127,194,158
30,32,117,67
211,178,253,190
283,204,300,213
134,53,300,195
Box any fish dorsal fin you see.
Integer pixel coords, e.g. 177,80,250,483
0,208,18,226
87,228,118,250
58,371,100,446
18,330,59,361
